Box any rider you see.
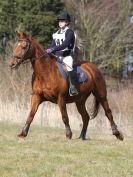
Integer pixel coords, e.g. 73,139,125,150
46,11,78,96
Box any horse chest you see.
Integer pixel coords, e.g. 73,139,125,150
42,86,58,102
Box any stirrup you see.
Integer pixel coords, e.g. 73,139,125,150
69,87,79,96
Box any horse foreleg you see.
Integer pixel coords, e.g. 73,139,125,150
18,94,42,138
58,96,72,139
76,101,90,140
100,97,124,141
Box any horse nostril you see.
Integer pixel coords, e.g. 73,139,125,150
8,59,14,66
7,57,19,69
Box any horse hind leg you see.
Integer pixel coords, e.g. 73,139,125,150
76,100,90,140
99,96,124,141
93,74,124,141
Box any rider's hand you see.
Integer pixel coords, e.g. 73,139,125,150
46,48,54,54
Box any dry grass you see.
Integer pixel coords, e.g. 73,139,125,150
0,60,133,137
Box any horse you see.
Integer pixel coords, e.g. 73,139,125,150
8,32,124,141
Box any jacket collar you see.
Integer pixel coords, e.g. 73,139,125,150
59,26,69,34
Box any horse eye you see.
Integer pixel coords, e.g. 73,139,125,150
22,46,26,49
22,44,27,49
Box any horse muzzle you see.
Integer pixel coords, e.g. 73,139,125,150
8,57,22,69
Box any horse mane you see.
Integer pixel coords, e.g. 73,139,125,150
28,35,46,57
17,32,46,57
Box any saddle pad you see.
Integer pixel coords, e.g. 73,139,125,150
56,61,88,83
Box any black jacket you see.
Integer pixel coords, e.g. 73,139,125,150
51,28,75,57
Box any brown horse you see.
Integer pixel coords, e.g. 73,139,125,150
8,32,123,140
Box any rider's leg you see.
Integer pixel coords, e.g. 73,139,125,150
63,56,78,96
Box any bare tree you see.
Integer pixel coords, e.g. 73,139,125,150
65,0,133,76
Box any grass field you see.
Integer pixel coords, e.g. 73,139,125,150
0,122,133,177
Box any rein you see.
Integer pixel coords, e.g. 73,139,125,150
12,38,72,71
31,52,47,62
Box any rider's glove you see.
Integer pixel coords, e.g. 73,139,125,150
46,48,54,54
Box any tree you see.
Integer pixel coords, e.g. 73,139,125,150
15,0,64,47
0,0,64,49
65,0,133,77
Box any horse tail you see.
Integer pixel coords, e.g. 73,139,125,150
90,96,100,120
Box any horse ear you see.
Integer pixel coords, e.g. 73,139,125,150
21,32,27,38
16,31,20,38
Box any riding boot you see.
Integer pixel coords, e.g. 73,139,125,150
68,71,78,96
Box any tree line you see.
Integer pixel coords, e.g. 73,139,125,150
65,0,133,77
0,0,64,49
0,0,133,77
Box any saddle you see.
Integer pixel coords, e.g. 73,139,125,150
56,61,88,83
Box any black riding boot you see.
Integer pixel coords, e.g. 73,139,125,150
68,71,78,96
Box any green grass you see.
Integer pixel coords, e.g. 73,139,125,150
0,122,133,177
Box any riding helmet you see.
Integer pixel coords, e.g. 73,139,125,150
57,11,71,22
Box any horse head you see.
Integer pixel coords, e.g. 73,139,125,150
8,32,36,69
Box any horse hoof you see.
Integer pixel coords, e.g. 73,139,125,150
78,131,87,140
78,136,86,140
66,128,72,139
66,134,72,139
66,132,72,139
17,132,27,138
115,131,124,141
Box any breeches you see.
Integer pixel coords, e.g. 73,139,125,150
62,56,73,71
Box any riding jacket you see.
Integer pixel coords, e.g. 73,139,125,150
51,27,75,57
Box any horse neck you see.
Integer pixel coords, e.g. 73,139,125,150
31,49,54,77
30,40,56,77
32,40,45,59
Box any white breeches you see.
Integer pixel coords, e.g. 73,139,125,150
62,56,73,71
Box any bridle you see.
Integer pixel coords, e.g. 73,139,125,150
12,38,48,69
12,39,32,68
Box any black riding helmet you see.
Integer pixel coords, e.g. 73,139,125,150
57,11,71,22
